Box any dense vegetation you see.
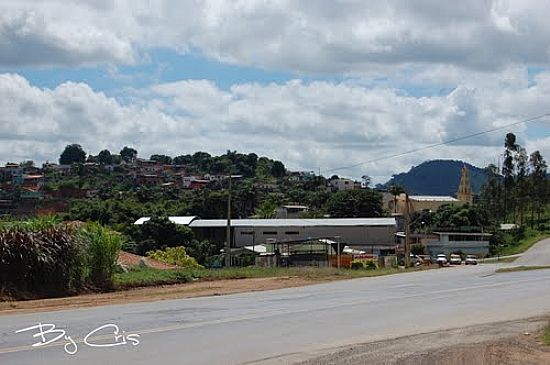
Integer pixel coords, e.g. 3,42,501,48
0,217,123,298
478,133,549,229
52,147,385,231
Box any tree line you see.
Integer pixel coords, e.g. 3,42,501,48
58,144,287,178
479,132,549,227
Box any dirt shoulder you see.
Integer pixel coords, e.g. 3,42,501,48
297,317,550,365
0,275,331,315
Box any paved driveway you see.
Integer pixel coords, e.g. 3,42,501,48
512,237,550,266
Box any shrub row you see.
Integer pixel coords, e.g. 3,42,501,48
0,218,123,298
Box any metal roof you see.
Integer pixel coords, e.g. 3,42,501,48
189,218,396,228
134,216,198,225
409,195,460,202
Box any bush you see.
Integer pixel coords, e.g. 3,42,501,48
147,246,203,269
78,223,124,290
365,260,377,270
186,239,219,266
350,260,377,270
128,216,194,255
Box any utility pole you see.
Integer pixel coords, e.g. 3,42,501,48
225,174,232,268
336,236,341,270
404,193,411,268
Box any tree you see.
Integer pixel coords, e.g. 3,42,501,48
479,164,503,223
388,185,405,214
59,144,86,165
173,154,192,165
502,133,518,220
97,149,113,165
111,154,122,165
150,154,173,164
361,175,371,188
325,189,383,218
515,147,529,224
430,204,489,230
271,160,286,178
254,201,277,218
529,151,548,225
129,216,194,255
120,146,138,163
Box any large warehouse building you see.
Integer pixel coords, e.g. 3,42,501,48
135,216,398,255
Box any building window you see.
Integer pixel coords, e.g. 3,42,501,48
263,231,277,235
285,231,300,235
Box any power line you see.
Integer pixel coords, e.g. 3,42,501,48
323,112,550,174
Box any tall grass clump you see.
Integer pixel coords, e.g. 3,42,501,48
78,222,124,290
0,218,85,297
1,218,124,299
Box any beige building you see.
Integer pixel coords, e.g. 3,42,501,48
383,165,474,214
329,178,355,191
384,193,463,214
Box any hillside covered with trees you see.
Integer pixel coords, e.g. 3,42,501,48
380,160,488,196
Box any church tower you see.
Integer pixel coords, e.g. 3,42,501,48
457,165,473,204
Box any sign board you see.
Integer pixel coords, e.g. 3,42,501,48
352,254,378,262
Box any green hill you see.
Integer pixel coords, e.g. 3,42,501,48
380,160,488,196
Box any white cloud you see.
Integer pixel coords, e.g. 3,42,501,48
2,1,550,73
1,73,548,183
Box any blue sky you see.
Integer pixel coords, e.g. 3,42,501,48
0,1,548,182
0,50,298,94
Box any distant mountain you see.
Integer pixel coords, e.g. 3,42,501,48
379,160,488,196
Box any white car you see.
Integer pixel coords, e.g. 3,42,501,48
436,254,448,266
449,254,462,265
465,255,478,265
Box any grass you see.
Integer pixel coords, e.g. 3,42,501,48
497,232,550,256
543,322,550,346
481,256,518,264
495,265,550,273
114,266,410,289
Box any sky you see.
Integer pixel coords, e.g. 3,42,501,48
0,0,549,184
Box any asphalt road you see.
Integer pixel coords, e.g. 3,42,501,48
1,261,549,365
512,237,550,266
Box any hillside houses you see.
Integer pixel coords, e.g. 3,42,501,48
0,157,253,215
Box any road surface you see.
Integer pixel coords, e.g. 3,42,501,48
512,237,550,266
1,262,549,364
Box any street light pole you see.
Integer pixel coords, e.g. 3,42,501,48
225,174,232,268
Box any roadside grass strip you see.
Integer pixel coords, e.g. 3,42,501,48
495,265,550,273
543,322,550,346
114,266,413,289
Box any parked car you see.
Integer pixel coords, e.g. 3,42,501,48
449,254,462,265
436,254,448,266
417,255,433,265
465,255,478,265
